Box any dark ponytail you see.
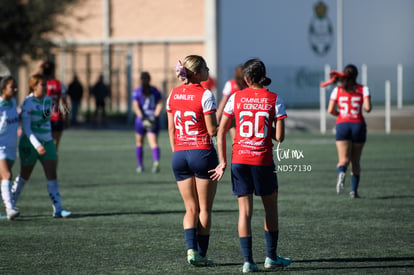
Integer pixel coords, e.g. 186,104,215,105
259,76,271,86
342,64,358,92
243,59,272,86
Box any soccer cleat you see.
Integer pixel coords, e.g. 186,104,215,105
53,209,72,218
349,191,360,199
187,249,213,266
187,249,198,264
152,162,160,173
6,208,20,220
264,256,292,269
136,166,143,173
336,172,346,194
242,262,259,273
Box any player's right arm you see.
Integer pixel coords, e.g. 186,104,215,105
166,92,175,152
21,98,45,155
209,113,230,181
209,94,234,181
132,99,143,119
167,112,175,152
328,87,339,116
216,81,232,122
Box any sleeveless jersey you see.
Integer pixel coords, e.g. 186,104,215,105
46,79,66,121
222,79,241,97
166,83,216,152
330,84,370,124
0,97,19,150
21,93,53,148
223,88,287,166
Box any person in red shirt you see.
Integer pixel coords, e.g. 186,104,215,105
216,65,246,140
166,55,218,267
210,58,291,272
39,61,68,151
327,64,372,198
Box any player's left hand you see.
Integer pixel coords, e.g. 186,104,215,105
209,162,226,181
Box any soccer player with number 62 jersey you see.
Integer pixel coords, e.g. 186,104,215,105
167,55,218,267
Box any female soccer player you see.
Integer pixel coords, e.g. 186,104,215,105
327,64,371,198
210,59,292,272
0,76,20,220
216,65,246,139
12,74,72,218
166,55,218,266
37,61,68,151
132,72,163,173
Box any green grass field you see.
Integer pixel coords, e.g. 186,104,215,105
0,128,413,274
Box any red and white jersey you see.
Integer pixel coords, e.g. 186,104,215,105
330,84,370,124
166,83,217,152
222,79,241,97
46,79,67,121
223,88,287,166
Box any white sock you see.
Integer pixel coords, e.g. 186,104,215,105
47,180,62,213
11,176,26,203
1,179,14,209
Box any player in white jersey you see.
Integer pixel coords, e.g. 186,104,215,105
12,74,72,218
0,76,20,220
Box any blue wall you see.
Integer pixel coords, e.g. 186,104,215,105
217,0,414,107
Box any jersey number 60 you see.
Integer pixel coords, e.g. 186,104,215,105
239,111,269,138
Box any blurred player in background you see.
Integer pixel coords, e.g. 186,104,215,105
0,76,20,220
40,61,68,151
201,76,216,98
132,72,163,173
91,74,110,127
327,64,372,198
167,55,218,266
12,74,72,218
210,59,292,272
216,65,246,139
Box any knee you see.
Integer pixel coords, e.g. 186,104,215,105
185,206,200,218
198,209,211,221
338,159,350,166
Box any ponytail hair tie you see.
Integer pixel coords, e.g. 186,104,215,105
320,70,349,87
175,60,187,81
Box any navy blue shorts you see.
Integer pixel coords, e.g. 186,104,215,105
336,122,367,143
231,163,278,196
51,120,65,132
135,117,160,135
172,148,218,181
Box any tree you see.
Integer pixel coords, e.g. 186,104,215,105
0,0,80,75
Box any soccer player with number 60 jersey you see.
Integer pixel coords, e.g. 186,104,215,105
166,55,218,267
327,64,372,198
210,59,291,273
